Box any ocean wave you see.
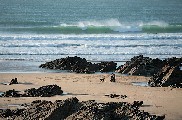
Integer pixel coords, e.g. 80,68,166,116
1,19,182,34
1,43,83,48
90,44,182,48
142,24,182,33
1,33,182,41
1,40,182,48
1,41,182,55
0,53,182,56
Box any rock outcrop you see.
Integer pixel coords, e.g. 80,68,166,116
148,57,182,88
0,109,25,118
39,56,117,73
116,55,182,88
23,84,63,97
1,85,63,97
0,97,165,120
2,89,21,97
116,55,164,76
98,61,117,72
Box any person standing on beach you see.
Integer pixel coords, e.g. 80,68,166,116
110,73,115,82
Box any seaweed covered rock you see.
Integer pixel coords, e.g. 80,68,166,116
1,85,63,97
39,56,98,73
39,56,117,73
98,61,117,72
23,85,63,97
0,97,165,120
65,99,164,120
2,89,21,97
0,97,79,120
0,109,25,118
40,56,87,70
116,55,164,76
149,57,182,88
105,94,127,99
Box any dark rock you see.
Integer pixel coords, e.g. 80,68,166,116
105,94,127,99
22,84,63,97
0,109,24,118
2,85,63,97
98,61,117,72
109,94,120,98
0,97,165,120
1,97,78,120
2,89,21,97
39,56,97,73
9,78,18,85
132,101,144,108
116,55,164,76
39,56,117,73
149,57,182,88
16,97,79,120
116,55,182,87
66,99,164,120
0,109,13,118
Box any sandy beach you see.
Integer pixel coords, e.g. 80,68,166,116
1,0,182,119
0,73,182,120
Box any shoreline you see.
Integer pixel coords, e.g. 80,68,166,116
0,59,125,73
0,73,182,119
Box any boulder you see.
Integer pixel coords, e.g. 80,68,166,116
39,56,98,73
1,85,63,97
22,85,63,97
0,97,79,120
116,55,164,76
98,61,117,72
9,78,18,85
2,89,21,97
149,57,182,88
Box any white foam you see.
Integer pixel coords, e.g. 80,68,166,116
58,19,171,33
0,33,182,62
76,18,121,27
145,21,169,27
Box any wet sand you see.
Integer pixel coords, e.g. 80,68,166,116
0,73,182,120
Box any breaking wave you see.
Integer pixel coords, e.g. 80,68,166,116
1,19,182,34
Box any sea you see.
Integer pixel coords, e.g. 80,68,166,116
0,0,182,72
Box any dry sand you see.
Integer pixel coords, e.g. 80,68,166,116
0,73,182,120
